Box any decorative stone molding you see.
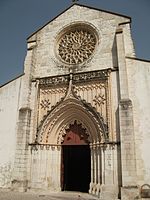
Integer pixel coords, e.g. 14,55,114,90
93,94,106,107
36,69,110,146
38,70,109,87
37,96,108,144
57,120,89,144
19,107,32,112
39,75,68,86
119,99,132,110
41,87,66,95
40,99,51,110
38,70,109,133
73,70,109,83
30,144,61,152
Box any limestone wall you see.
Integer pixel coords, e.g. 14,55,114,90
30,145,61,191
0,77,22,187
27,4,131,79
126,57,150,185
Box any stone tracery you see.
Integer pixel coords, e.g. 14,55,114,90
58,29,96,64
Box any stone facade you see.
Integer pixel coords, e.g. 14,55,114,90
0,3,150,200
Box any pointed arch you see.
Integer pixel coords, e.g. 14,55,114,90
37,97,108,145
61,120,89,145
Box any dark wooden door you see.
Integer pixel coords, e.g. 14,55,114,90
61,121,90,192
62,145,91,192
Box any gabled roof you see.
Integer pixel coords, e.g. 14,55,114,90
27,3,131,40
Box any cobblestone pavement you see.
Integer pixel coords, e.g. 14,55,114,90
0,190,98,200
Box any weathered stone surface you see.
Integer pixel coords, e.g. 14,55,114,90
0,3,150,200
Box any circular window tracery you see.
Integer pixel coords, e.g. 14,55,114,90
57,25,97,65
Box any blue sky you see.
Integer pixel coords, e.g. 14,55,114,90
0,0,150,85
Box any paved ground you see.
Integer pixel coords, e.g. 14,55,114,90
0,190,98,200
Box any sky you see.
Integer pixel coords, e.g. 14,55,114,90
0,0,150,86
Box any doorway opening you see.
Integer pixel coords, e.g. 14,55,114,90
60,120,91,192
61,145,91,192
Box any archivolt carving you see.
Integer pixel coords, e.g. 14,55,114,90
37,71,109,144
37,97,108,144
39,110,62,143
57,119,89,144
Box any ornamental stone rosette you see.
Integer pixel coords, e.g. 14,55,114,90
56,24,98,65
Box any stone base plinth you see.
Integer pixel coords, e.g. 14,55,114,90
121,186,139,200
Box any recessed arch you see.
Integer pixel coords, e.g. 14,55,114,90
37,98,108,145
58,119,89,145
62,120,89,145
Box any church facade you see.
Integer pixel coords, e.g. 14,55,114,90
0,3,150,199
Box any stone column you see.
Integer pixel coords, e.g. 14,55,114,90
56,146,61,191
89,144,94,194
101,144,106,185
12,107,31,192
96,144,101,196
93,144,97,194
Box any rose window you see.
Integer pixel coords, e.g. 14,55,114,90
58,29,97,64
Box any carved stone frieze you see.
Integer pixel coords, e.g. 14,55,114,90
38,70,109,87
39,75,68,86
30,144,61,152
41,88,66,95
37,70,109,144
73,70,108,83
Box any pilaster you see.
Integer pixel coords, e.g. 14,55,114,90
116,28,138,199
12,107,31,191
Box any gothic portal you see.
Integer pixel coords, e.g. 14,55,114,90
0,3,150,200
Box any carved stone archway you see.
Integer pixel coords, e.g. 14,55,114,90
37,97,107,145
36,74,108,194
